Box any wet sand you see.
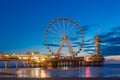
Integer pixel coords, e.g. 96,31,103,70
0,78,120,80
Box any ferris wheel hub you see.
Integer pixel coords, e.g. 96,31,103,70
62,35,68,40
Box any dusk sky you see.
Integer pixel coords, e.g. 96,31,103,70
0,0,120,56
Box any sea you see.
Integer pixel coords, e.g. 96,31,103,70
0,64,120,78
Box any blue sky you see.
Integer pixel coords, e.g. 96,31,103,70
0,0,120,56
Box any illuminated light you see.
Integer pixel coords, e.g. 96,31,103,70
17,69,24,77
62,67,68,70
33,56,39,59
41,58,45,61
35,68,39,77
40,70,47,78
37,60,40,63
52,56,55,58
5,55,9,57
19,57,21,59
31,52,34,55
85,57,91,62
23,57,28,60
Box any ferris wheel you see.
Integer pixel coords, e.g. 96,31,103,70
44,17,84,57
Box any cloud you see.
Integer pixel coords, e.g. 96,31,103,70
76,24,97,35
101,46,120,55
81,25,90,31
72,41,94,46
72,42,82,45
84,42,94,46
111,26,120,31
98,26,120,56
83,42,94,49
45,43,80,47
75,41,94,53
83,45,95,48
81,24,97,32
69,37,79,41
102,37,120,44
82,43,95,53
99,26,120,39
76,26,120,56
72,38,95,53
45,43,60,47
83,49,95,52
99,32,116,39
85,39,93,42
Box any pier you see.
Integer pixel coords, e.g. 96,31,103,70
0,35,104,68
0,53,104,68
0,18,104,69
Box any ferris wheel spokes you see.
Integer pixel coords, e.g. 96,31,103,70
48,28,60,36
65,20,71,35
62,18,66,35
47,35,60,39
52,24,62,34
56,19,63,35
67,24,75,35
44,17,84,56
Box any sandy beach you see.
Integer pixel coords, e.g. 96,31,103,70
0,78,120,80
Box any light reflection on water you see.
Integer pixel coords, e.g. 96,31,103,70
0,66,120,78
85,67,91,77
16,68,50,78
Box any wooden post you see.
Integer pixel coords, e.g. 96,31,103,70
27,63,30,68
23,61,26,68
4,61,7,69
8,60,10,69
16,60,18,68
32,63,34,68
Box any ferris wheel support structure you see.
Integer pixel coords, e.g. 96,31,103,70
56,35,74,57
